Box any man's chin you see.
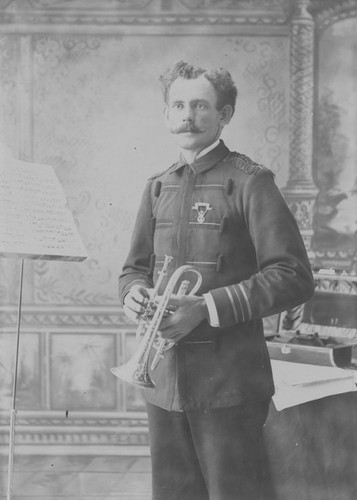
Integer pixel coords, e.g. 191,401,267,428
172,135,203,150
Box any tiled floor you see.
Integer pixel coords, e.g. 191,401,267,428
0,455,152,500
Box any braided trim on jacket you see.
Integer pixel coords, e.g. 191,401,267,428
223,152,275,177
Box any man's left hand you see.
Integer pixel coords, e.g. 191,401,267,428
158,295,209,343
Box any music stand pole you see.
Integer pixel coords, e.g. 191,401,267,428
7,258,25,500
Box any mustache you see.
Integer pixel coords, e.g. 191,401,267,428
170,123,203,134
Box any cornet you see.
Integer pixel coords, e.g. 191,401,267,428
111,255,202,389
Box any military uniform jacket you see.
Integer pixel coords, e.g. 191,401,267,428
119,140,314,411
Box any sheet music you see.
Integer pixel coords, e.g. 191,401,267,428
0,155,88,261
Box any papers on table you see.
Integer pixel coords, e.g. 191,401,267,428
271,360,357,411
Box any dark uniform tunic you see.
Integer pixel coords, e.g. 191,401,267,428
119,140,314,412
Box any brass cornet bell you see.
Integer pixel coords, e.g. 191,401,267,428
111,350,156,388
111,255,202,389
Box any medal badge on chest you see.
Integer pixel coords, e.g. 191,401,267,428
192,202,212,224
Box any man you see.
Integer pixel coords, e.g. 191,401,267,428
117,61,314,500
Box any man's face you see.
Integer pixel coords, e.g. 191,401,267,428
164,75,232,156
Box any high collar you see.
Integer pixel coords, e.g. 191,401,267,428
170,140,230,176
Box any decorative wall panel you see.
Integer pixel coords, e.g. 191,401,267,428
29,33,289,306
0,332,42,410
0,306,148,453
50,333,117,410
313,16,357,270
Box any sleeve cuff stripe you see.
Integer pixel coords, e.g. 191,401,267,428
231,285,245,323
203,292,220,327
224,287,239,323
238,283,252,321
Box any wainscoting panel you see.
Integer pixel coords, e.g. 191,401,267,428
0,305,148,455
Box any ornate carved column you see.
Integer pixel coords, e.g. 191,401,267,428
282,0,318,257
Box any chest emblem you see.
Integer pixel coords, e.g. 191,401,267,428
192,202,212,224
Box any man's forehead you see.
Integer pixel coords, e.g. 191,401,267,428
168,75,217,101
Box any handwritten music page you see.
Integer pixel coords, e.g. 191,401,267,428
0,156,88,261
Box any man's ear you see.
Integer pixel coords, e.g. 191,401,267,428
219,104,234,127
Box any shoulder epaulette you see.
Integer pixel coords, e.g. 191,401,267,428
225,152,274,177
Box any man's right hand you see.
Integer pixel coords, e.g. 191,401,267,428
123,285,153,324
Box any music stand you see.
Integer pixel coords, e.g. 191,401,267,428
0,144,88,499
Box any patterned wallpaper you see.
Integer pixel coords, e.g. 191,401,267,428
1,33,288,306
0,31,290,306
0,36,20,304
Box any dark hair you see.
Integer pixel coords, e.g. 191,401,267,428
159,60,238,113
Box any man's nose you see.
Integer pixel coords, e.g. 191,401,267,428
182,106,194,122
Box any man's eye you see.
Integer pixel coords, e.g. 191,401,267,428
196,103,207,110
173,103,184,109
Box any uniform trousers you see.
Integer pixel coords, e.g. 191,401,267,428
146,398,271,500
